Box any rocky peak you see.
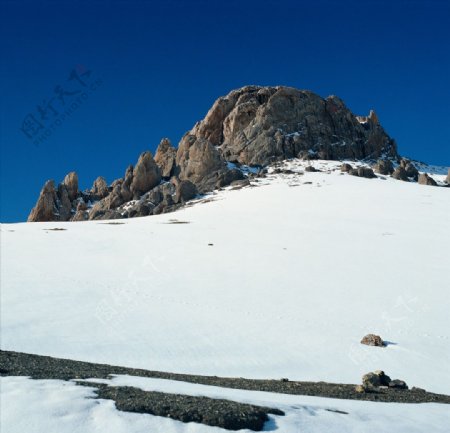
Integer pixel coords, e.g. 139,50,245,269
187,86,397,166
63,172,79,201
28,85,411,222
154,138,177,178
90,176,109,200
28,180,58,222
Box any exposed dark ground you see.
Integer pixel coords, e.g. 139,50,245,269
79,382,283,431
2,350,449,403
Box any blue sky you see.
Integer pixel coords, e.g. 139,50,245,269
1,0,449,222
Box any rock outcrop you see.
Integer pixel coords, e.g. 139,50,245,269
400,159,419,180
186,86,397,166
63,172,79,201
130,151,162,198
31,85,448,223
373,159,394,175
28,180,58,222
418,173,438,186
91,176,109,200
349,167,376,179
155,138,177,178
340,163,353,172
362,370,391,389
361,371,408,391
392,166,409,181
176,135,226,192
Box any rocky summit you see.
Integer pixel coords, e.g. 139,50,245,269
27,85,444,222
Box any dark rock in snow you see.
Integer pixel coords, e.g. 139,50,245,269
418,173,438,186
340,163,353,172
305,165,318,172
362,371,391,389
392,166,409,181
400,159,419,180
373,159,394,175
361,334,385,347
349,167,376,179
389,379,408,390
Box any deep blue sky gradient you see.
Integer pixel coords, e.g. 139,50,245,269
1,0,449,222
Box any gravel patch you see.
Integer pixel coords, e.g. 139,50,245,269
77,382,283,431
2,350,449,406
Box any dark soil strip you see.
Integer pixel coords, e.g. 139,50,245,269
77,382,283,431
1,350,449,405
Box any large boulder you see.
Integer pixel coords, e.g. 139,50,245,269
305,165,318,172
176,134,226,189
155,138,177,178
340,163,353,172
130,151,161,197
392,166,409,181
418,173,438,186
174,179,198,203
361,334,385,347
400,159,419,180
28,180,58,222
389,379,408,389
362,370,391,389
349,167,376,179
374,159,394,175
186,86,398,166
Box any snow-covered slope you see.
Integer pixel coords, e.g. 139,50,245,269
1,160,449,396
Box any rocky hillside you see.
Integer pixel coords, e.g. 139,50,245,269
27,85,448,222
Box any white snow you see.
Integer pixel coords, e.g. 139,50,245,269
0,376,222,433
1,159,449,431
2,375,450,433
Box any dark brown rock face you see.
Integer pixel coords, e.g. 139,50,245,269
374,159,394,175
186,86,397,166
173,178,198,203
392,166,409,181
400,159,419,180
176,135,226,190
155,138,177,178
130,151,162,197
362,371,391,389
418,173,438,186
340,163,353,172
28,180,58,222
57,184,72,221
91,176,109,200
63,172,79,201
349,167,376,179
